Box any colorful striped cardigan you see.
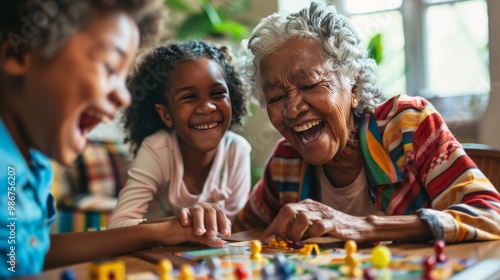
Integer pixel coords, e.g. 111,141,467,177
234,94,500,243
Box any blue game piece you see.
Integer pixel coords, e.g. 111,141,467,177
279,261,296,279
261,263,275,280
60,268,76,280
273,254,286,271
313,269,329,280
207,257,222,279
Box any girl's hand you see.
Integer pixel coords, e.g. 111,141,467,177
151,217,226,247
261,199,370,243
178,202,232,239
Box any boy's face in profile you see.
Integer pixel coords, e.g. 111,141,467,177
3,11,138,165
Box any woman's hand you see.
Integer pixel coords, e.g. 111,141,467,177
178,202,232,239
261,199,371,243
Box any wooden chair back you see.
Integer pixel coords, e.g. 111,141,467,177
462,143,500,192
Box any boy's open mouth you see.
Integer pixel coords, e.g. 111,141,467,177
78,108,111,135
292,120,325,144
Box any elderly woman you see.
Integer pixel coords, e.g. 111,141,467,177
234,2,500,244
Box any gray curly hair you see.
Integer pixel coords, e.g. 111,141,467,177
0,0,166,58
244,1,383,116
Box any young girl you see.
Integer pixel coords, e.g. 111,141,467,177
0,1,227,277
108,40,251,235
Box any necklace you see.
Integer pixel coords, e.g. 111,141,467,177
332,126,359,167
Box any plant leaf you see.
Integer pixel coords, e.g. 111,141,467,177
164,0,195,13
177,13,212,39
220,0,252,17
202,2,222,26
367,33,383,64
212,20,249,41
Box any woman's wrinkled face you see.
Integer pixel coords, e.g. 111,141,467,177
260,38,353,165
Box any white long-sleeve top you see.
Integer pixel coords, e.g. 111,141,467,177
108,129,251,228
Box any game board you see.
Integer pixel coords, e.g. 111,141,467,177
129,239,482,280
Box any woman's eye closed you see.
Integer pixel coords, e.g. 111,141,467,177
267,95,284,104
301,83,318,91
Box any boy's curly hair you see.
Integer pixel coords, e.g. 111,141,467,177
0,0,166,57
124,40,248,155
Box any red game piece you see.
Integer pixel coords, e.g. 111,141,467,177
234,264,249,280
363,269,376,280
434,239,447,263
423,256,436,280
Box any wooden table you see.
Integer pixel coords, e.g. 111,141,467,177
14,231,500,279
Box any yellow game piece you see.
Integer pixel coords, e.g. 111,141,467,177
278,240,288,250
250,240,264,261
298,244,320,256
89,259,125,280
371,245,392,269
157,259,173,280
179,264,195,280
345,240,357,255
344,240,362,278
268,239,278,248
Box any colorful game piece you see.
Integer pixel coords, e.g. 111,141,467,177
261,263,275,280
234,264,249,280
286,240,305,249
89,259,125,280
60,269,76,280
434,239,447,263
299,244,320,256
207,257,222,279
371,245,392,269
157,259,172,280
278,240,289,250
250,240,264,261
268,239,279,248
179,264,195,280
363,269,376,280
423,256,436,280
313,269,329,280
279,261,296,279
344,240,363,278
273,254,287,274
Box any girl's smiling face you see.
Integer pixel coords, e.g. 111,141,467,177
260,38,354,165
156,57,232,154
1,11,139,165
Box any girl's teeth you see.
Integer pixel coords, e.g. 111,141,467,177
193,122,218,130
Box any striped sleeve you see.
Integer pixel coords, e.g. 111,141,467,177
410,98,500,242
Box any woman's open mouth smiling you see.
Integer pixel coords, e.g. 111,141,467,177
292,120,325,144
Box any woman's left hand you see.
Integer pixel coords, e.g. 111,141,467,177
178,202,231,238
261,199,370,242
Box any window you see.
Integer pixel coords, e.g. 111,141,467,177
278,0,313,12
330,0,489,99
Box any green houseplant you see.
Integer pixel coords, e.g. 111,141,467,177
164,0,251,42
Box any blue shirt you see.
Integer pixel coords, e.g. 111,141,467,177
0,118,56,278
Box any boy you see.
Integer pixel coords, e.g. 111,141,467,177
0,1,228,277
